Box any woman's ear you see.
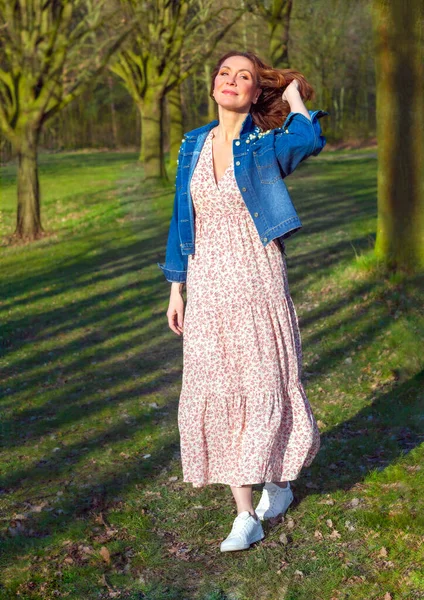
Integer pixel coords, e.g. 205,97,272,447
253,89,262,104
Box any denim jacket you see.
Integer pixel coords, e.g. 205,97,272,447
157,109,329,282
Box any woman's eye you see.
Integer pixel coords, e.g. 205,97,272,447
220,71,228,76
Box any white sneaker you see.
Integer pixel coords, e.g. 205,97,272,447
255,482,294,521
220,511,265,552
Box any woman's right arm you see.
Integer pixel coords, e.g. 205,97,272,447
167,282,185,336
275,83,329,177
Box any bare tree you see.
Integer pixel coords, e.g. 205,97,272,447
110,0,245,180
251,0,293,68
0,0,131,240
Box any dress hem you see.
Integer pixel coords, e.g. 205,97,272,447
183,476,298,489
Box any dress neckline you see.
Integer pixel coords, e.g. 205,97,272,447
208,130,233,189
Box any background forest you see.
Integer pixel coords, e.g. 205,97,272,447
0,0,375,164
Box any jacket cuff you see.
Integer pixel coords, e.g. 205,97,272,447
157,262,187,283
282,109,329,130
282,109,329,154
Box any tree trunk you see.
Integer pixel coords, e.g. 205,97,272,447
15,127,44,240
139,91,167,180
268,0,293,69
108,75,119,148
204,62,216,123
168,84,184,167
372,0,424,273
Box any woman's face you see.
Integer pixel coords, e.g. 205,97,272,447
213,55,261,112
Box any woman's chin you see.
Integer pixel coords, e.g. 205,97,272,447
218,99,250,113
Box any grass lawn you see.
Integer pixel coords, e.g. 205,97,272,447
0,146,423,600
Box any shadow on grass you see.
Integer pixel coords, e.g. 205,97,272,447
0,148,422,599
301,370,424,498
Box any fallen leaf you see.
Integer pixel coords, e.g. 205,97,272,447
379,547,388,557
276,559,289,573
326,519,333,528
279,533,289,545
294,570,304,578
100,546,111,564
8,520,25,536
314,530,323,540
94,512,107,526
28,502,49,513
329,529,341,539
384,594,392,600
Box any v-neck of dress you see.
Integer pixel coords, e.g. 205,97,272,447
209,130,232,189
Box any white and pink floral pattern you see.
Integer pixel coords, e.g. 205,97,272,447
178,130,320,488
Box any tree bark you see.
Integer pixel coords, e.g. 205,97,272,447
108,75,119,148
268,0,293,69
372,0,424,273
204,62,216,123
168,84,184,167
139,91,167,180
15,127,43,240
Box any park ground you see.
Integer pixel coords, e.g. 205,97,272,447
0,145,423,599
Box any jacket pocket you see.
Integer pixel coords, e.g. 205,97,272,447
253,146,282,185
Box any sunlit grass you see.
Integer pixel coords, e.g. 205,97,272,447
0,146,423,599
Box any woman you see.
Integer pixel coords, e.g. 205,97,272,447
157,50,328,552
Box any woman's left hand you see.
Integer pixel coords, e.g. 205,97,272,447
282,79,300,102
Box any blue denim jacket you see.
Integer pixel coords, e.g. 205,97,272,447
157,109,329,282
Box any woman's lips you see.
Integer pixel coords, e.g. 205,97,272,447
222,90,238,95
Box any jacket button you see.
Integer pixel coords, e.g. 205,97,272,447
263,237,268,242
285,129,289,133
242,187,247,192
254,212,259,217
235,161,240,166
235,140,240,146
246,139,250,144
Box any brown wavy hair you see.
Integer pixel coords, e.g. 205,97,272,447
209,51,315,131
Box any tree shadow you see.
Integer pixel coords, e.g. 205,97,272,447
0,147,422,599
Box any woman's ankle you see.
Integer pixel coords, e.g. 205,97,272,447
237,509,258,519
272,481,288,488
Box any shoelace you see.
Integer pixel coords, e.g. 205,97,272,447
228,514,257,542
258,485,288,513
268,488,282,512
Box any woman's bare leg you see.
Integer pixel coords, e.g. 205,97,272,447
230,485,258,518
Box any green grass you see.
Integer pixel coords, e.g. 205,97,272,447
0,146,423,600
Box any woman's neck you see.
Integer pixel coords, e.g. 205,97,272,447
213,108,249,142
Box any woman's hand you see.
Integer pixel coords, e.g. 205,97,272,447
282,79,300,102
281,78,311,121
167,283,185,335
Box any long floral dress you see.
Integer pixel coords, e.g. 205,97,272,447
177,129,320,488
